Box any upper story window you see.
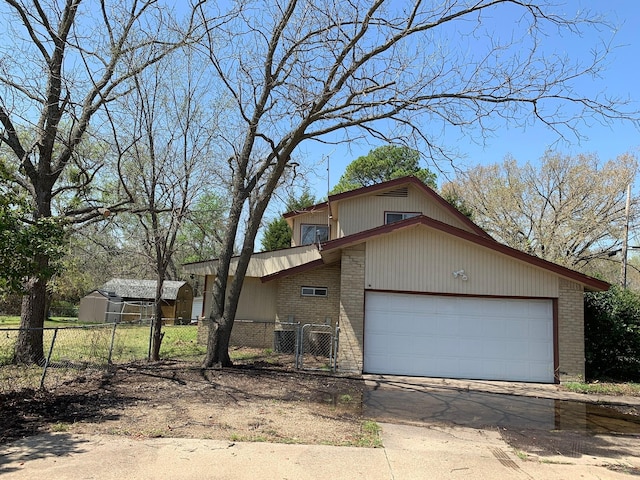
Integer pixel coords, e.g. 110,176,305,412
385,211,420,224
300,224,329,245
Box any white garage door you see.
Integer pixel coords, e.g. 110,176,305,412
364,292,554,383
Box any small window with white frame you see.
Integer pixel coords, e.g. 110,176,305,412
301,286,328,297
385,211,420,224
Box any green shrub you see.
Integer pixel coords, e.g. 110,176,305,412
584,286,640,381
49,300,78,317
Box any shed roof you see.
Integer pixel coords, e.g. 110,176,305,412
183,244,321,277
101,279,189,301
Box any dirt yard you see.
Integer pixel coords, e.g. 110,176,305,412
0,361,371,447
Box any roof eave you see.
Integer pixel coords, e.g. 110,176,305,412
320,216,610,292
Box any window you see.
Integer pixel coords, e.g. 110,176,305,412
300,224,329,244
385,211,420,224
301,286,328,297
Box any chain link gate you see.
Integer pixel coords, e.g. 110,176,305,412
273,322,339,371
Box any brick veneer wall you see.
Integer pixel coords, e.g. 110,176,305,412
337,245,366,373
557,279,585,381
275,264,341,326
197,318,275,348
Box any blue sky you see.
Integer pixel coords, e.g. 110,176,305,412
294,1,640,198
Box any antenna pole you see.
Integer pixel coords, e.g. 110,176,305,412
621,183,631,288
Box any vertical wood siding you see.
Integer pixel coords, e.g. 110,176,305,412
338,184,472,236
290,209,333,246
202,276,277,321
365,227,559,297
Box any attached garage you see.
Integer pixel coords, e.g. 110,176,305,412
364,292,555,383
185,176,611,382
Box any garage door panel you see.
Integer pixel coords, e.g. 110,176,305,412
504,318,529,337
529,321,552,340
435,317,460,336
364,292,554,383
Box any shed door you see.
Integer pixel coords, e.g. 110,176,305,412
364,292,554,383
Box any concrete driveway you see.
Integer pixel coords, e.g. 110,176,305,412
363,375,640,433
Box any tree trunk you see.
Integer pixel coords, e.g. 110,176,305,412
150,304,164,361
202,164,292,368
150,277,164,361
14,274,48,365
203,315,232,367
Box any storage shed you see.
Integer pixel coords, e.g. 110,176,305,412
78,279,194,324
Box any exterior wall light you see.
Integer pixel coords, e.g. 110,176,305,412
452,270,468,281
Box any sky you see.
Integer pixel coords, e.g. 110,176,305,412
293,0,640,200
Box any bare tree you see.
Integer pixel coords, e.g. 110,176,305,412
441,152,638,274
196,0,639,367
0,0,200,363
111,49,217,360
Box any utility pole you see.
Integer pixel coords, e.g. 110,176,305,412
621,183,631,288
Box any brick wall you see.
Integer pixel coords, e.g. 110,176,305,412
557,279,585,381
275,264,341,326
337,245,366,373
197,318,274,349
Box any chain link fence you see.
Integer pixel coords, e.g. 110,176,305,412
1,319,340,393
0,324,117,392
0,323,205,393
273,321,339,371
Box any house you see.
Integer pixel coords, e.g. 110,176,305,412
78,279,194,324
184,176,608,383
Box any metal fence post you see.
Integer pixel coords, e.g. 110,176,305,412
333,324,340,372
147,320,153,361
40,327,58,389
108,321,118,365
294,323,302,369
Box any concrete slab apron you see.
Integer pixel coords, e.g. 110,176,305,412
381,423,634,480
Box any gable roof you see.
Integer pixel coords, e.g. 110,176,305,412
283,176,492,239
317,215,609,292
101,279,189,301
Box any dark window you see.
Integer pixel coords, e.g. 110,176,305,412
385,212,420,224
301,286,328,297
301,224,329,244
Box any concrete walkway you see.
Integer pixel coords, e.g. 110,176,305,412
1,423,637,479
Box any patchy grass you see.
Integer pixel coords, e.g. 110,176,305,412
561,382,640,397
229,433,269,443
0,316,87,327
50,422,70,432
352,420,383,448
0,316,21,326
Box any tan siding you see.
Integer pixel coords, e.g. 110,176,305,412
290,209,333,246
202,276,277,322
365,227,559,297
244,246,321,276
337,184,472,236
